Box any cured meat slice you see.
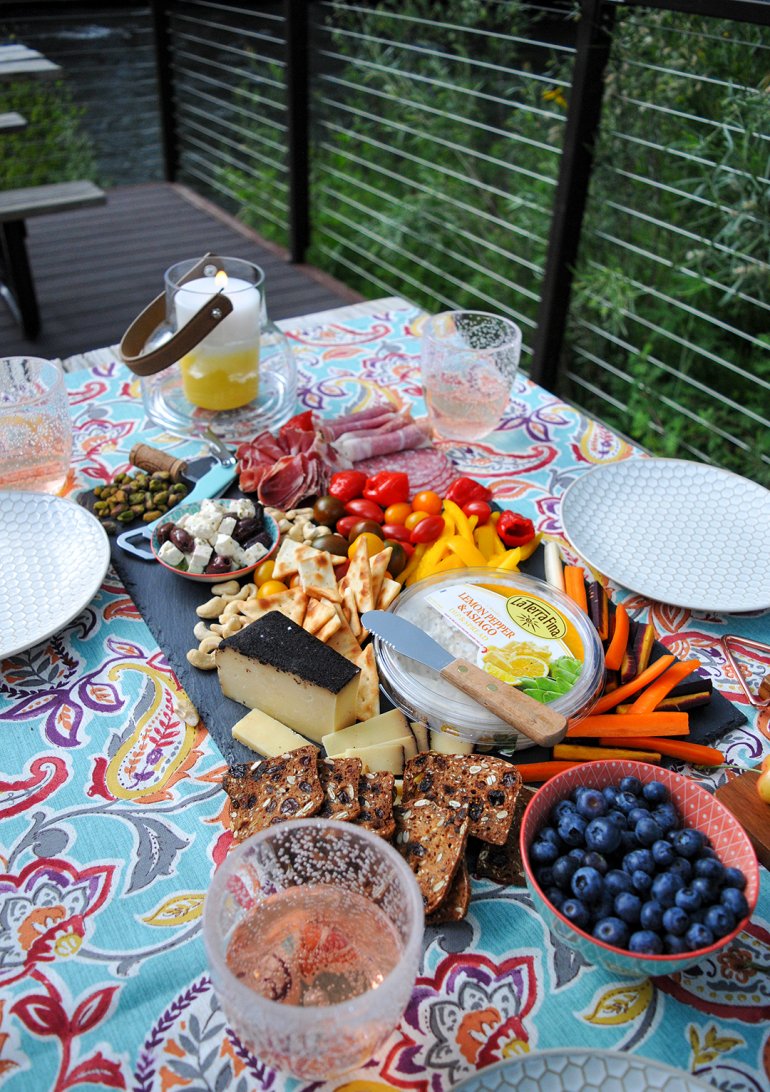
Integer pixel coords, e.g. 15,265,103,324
336,423,431,462
321,404,393,439
354,447,457,495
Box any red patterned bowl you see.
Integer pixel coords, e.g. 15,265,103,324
520,760,759,977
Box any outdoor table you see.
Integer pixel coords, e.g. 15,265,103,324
1,297,768,1092
0,43,60,82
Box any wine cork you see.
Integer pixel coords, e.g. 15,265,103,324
129,443,187,482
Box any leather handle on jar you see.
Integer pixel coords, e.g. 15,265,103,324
118,253,234,377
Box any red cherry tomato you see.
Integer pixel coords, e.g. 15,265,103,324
410,515,445,544
399,540,415,558
328,470,367,502
380,522,412,543
344,497,385,523
335,514,362,539
462,499,492,525
412,490,442,515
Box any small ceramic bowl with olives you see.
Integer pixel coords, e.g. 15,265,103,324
150,498,278,583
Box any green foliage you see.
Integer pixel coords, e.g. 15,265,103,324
0,78,97,189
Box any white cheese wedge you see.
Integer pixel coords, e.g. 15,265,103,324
322,707,410,757
342,739,408,775
410,720,430,753
232,708,312,757
429,729,475,755
216,612,360,742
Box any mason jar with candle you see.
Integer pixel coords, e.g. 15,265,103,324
168,257,264,411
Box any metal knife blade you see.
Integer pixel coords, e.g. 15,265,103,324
362,610,567,748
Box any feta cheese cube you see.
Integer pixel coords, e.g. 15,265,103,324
158,541,184,566
214,534,239,559
225,498,256,519
200,498,226,521
241,542,267,566
218,516,237,537
186,513,218,542
187,541,213,574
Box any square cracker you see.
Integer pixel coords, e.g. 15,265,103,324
475,785,535,887
347,537,374,616
426,858,471,925
354,643,379,722
222,745,323,840
368,546,392,607
273,538,345,581
402,753,521,846
241,587,307,626
394,798,469,914
303,596,336,636
318,756,362,821
355,770,395,840
377,577,401,611
338,576,362,638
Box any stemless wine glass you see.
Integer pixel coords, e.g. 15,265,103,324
420,311,522,441
203,818,424,1080
0,357,72,493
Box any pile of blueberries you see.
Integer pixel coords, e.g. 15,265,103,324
529,776,749,955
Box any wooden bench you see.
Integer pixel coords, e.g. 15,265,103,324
0,112,27,133
0,179,105,337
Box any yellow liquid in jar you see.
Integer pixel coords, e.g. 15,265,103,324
180,343,260,410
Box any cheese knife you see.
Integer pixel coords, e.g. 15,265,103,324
362,610,568,747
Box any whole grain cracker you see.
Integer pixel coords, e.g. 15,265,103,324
318,756,362,821
426,858,471,925
475,785,535,887
394,798,469,913
222,745,323,840
356,770,395,840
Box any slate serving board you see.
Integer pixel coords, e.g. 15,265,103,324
105,486,747,769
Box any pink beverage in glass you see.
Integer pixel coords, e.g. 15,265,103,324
420,311,522,441
0,357,72,493
204,818,424,1080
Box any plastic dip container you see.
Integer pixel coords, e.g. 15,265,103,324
374,568,604,750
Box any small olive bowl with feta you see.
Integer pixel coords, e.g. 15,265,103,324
151,497,278,583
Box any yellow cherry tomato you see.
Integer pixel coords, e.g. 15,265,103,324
259,579,289,596
761,754,770,773
405,509,431,531
412,490,442,515
289,573,302,588
255,559,276,586
757,768,770,804
348,532,384,559
384,501,413,525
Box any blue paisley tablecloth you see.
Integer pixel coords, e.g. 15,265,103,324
1,297,768,1092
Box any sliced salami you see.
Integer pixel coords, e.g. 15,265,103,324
354,447,458,496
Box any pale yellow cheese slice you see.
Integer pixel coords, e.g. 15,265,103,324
323,707,410,757
342,739,408,775
231,708,312,758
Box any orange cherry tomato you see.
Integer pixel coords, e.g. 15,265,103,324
757,768,770,804
255,559,276,586
348,532,385,559
384,501,413,525
412,490,442,515
404,509,431,531
761,755,770,773
259,579,289,596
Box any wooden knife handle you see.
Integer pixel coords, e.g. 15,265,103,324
129,443,188,482
440,658,567,747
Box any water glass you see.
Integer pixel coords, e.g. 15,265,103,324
0,357,72,493
420,310,522,440
203,818,424,1080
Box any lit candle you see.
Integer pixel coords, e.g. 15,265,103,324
174,270,261,411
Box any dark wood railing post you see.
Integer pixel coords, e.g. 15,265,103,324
529,0,615,391
150,0,178,182
285,0,311,263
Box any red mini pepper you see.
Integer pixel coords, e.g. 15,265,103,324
445,476,492,507
363,471,409,506
328,470,367,503
496,510,535,548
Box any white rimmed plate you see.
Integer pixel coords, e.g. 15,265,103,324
0,492,111,658
561,458,770,613
450,1050,714,1091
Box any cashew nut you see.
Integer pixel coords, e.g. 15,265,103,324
211,579,240,597
193,620,214,641
196,595,226,618
186,648,217,670
199,634,223,654
221,617,245,637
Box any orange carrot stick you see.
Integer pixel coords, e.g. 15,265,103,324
627,659,701,714
598,737,724,766
604,603,630,671
591,654,675,714
563,566,588,612
516,761,581,782
566,712,689,738
554,744,662,763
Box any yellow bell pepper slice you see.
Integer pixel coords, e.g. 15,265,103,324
518,531,543,561
430,555,466,574
474,524,501,561
443,499,474,542
445,535,488,568
396,542,426,585
494,547,523,571
440,505,456,537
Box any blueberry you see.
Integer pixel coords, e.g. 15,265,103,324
536,866,556,888
635,817,663,846
631,869,653,897
640,899,664,931
628,929,663,954
685,923,715,951
576,789,606,820
619,775,643,796
614,790,639,815
692,877,718,903
721,887,749,919
628,806,652,827
607,809,628,829
651,839,675,868
614,891,642,924
530,838,560,866
700,846,718,859
642,780,669,805
694,857,725,883
583,851,609,875
620,829,639,851
704,904,736,938
552,854,580,890
585,817,622,855
668,857,693,881
571,866,604,903
664,933,688,954
545,886,565,910
539,826,562,846
675,886,702,913
568,847,587,863
602,786,619,807
652,870,685,907
562,897,591,929
662,906,689,936
672,828,704,858
557,813,587,848
593,917,630,947
653,804,680,833
605,869,634,897
623,848,654,875
551,799,578,824
723,867,747,891
594,892,616,920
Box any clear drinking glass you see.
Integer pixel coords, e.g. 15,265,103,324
203,818,424,1080
0,357,72,493
420,310,522,440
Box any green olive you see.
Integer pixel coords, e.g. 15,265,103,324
313,494,346,526
313,533,350,557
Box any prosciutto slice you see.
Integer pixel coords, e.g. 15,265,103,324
335,421,431,462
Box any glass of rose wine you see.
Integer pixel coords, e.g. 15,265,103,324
420,311,522,441
0,357,72,493
203,818,424,1080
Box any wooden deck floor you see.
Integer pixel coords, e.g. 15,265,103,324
0,182,362,362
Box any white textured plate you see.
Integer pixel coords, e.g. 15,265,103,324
451,1050,714,1091
561,458,770,612
0,492,111,658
